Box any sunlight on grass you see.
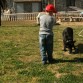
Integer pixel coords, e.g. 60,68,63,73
0,24,83,83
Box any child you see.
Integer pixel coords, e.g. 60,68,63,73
36,11,46,25
39,4,57,64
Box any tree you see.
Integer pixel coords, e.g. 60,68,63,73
0,0,7,26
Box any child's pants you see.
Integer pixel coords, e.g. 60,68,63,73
39,34,53,63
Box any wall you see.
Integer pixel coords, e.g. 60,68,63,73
14,0,83,12
55,0,83,11
15,2,41,13
56,0,66,11
75,0,83,9
16,3,24,13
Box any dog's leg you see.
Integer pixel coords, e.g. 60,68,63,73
63,43,67,51
73,41,76,50
74,46,76,50
69,47,72,54
64,46,67,51
63,41,67,51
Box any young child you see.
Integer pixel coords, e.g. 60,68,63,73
39,4,57,64
36,11,46,25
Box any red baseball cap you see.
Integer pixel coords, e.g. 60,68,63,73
45,4,57,13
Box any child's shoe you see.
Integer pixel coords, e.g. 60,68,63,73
42,61,47,65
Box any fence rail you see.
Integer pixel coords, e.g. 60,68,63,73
1,12,83,22
1,12,39,21
56,12,83,22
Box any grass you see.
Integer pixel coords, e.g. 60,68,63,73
0,22,83,83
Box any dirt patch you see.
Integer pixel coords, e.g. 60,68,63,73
63,52,71,56
55,73,67,78
1,20,37,26
2,21,83,26
18,55,40,63
60,22,83,26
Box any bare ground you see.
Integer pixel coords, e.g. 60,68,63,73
1,21,83,26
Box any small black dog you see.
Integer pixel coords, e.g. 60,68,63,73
62,27,76,53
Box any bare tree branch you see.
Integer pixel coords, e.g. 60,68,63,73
0,0,7,26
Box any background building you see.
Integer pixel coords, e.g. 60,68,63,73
13,0,42,13
7,0,83,13
55,0,83,11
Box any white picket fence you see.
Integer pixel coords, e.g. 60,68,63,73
56,12,83,22
1,12,39,21
1,12,83,22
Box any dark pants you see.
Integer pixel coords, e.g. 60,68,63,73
39,34,53,63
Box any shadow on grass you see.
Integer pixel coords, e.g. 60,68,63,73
77,43,83,54
50,58,83,64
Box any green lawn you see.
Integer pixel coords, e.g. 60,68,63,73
0,23,83,83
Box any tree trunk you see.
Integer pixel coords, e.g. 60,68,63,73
0,5,1,26
54,0,55,7
48,0,50,4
